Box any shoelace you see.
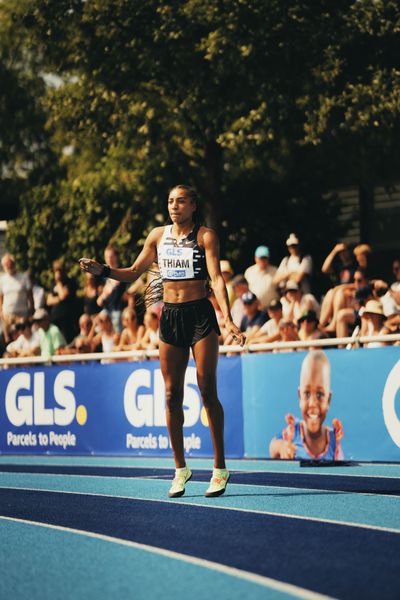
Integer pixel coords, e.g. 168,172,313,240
211,475,227,486
172,472,188,486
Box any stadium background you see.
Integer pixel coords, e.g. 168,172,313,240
1,2,400,599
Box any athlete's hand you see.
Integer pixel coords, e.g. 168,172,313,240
225,320,246,346
79,257,104,276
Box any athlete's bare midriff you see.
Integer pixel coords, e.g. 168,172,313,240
162,279,208,303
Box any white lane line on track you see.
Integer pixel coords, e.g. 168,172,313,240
0,515,333,600
1,484,400,535
1,471,399,499
1,463,399,479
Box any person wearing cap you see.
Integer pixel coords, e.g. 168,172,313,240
249,299,283,345
220,259,236,306
360,300,387,348
273,233,313,294
33,308,66,357
238,291,267,336
244,245,278,312
281,280,320,324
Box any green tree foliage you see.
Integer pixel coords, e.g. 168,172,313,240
0,0,53,220
2,0,400,284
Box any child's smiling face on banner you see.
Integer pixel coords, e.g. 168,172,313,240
298,352,332,435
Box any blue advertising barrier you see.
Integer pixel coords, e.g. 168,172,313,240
0,356,244,457
242,346,400,461
2,347,400,461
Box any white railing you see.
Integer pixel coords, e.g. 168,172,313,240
0,333,399,367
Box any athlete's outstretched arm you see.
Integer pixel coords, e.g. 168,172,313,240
79,228,161,283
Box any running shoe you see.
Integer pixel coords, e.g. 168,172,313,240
205,468,230,497
168,466,192,498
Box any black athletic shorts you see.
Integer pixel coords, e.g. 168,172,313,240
159,297,221,347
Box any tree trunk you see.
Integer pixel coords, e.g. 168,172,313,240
200,141,223,231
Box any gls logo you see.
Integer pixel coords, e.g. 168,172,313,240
166,248,184,256
124,366,201,428
5,370,86,427
382,359,400,447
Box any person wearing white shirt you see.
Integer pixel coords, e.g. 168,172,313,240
0,253,34,341
244,245,278,311
273,233,313,294
5,320,40,357
249,299,283,344
280,280,320,324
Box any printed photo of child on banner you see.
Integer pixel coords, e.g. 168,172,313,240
269,350,344,461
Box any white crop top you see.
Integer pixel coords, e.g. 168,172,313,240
157,224,208,281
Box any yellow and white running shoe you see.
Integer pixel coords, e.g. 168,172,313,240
168,466,192,498
205,468,230,497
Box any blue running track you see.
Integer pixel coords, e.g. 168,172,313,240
0,456,399,599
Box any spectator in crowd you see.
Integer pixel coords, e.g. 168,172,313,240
353,243,373,277
381,282,400,336
334,275,376,341
360,300,387,348
33,308,66,357
281,280,320,324
0,253,34,342
390,258,400,284
297,310,325,349
46,260,77,343
331,272,390,340
81,271,102,316
230,275,250,327
114,307,143,351
239,291,267,336
97,245,127,333
248,299,283,345
139,310,160,349
4,319,40,358
29,273,46,311
320,268,369,334
321,243,357,286
90,309,120,354
273,319,299,353
220,260,236,306
273,233,313,294
244,245,278,311
57,313,93,355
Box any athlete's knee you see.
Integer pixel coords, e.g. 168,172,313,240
165,383,184,412
197,374,218,407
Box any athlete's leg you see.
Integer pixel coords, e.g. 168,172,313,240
159,340,190,468
191,331,225,469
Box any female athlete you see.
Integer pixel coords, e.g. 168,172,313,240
79,185,245,497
